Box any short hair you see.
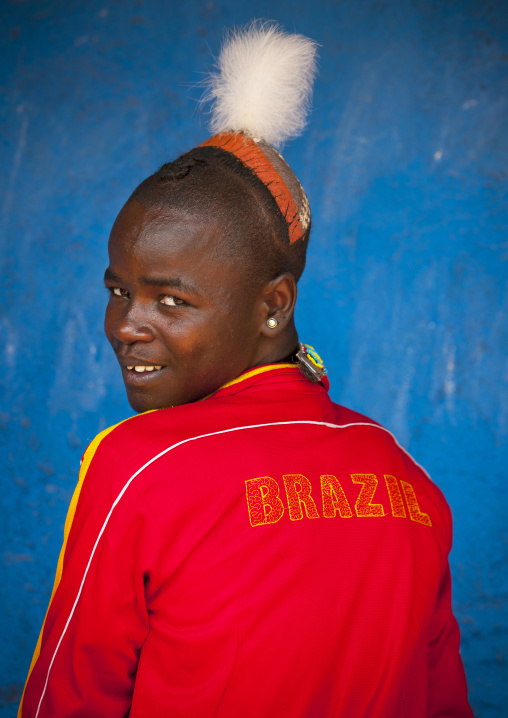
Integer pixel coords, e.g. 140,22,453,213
128,145,311,286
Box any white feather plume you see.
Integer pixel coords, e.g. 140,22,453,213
203,21,318,148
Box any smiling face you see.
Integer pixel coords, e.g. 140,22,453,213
104,200,273,412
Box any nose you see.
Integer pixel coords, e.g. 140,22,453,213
111,301,156,345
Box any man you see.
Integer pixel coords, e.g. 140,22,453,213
19,23,472,717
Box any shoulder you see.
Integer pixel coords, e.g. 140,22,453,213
324,398,386,437
326,401,382,428
326,400,452,519
79,396,253,477
72,404,217,536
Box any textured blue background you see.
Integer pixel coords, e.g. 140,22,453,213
1,1,506,715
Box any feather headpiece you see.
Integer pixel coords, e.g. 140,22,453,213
200,21,318,245
204,21,318,147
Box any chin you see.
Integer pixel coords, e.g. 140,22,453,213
126,390,168,414
124,382,216,414
126,387,195,414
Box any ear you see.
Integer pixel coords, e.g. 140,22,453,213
259,273,297,337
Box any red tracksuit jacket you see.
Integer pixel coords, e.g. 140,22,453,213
19,364,472,717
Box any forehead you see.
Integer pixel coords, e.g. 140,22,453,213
108,200,253,296
110,200,215,254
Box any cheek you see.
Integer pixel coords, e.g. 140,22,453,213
169,322,227,367
177,330,217,359
104,302,117,344
227,308,260,343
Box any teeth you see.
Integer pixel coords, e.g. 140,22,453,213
128,365,163,372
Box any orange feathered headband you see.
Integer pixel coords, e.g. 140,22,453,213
200,132,308,244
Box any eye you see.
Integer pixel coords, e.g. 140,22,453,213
160,295,186,307
109,287,129,298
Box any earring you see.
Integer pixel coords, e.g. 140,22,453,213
266,317,278,329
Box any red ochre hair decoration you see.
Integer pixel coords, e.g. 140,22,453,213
200,132,305,245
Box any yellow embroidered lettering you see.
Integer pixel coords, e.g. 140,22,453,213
320,475,353,518
351,474,386,517
400,481,432,527
384,474,407,518
245,477,285,527
283,474,320,521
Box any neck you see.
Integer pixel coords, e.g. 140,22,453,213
251,320,299,368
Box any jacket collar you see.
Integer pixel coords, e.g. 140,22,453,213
209,362,329,400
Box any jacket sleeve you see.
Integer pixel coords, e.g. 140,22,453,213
427,559,474,717
18,427,161,718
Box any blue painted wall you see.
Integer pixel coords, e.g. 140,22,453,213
1,1,506,715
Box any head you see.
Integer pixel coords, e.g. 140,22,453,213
104,144,311,412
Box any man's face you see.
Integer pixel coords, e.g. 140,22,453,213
104,200,265,412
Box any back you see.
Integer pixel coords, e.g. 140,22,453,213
19,366,472,718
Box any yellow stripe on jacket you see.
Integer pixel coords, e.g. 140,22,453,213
17,418,131,717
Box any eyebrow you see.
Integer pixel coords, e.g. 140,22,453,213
104,268,200,296
104,268,123,284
